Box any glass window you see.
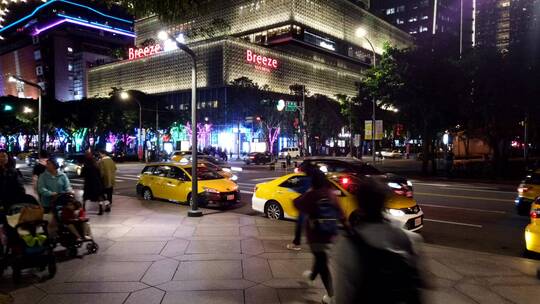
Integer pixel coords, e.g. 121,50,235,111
396,18,404,24
68,64,73,71
153,165,171,177
396,5,405,12
168,166,189,180
141,166,155,174
184,166,222,180
280,176,312,193
386,8,395,15
35,66,43,76
67,47,73,53
34,50,41,60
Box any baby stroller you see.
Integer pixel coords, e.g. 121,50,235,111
52,193,99,257
0,195,56,283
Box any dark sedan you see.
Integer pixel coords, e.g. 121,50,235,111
245,152,273,165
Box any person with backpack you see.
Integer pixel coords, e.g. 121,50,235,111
293,168,344,304
334,178,424,304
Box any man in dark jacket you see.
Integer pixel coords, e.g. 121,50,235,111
0,150,26,210
334,178,424,304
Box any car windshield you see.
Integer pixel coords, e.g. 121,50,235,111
185,167,223,180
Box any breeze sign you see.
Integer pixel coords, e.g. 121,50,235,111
246,49,278,71
128,44,162,60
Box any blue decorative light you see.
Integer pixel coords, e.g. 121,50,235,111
0,0,132,34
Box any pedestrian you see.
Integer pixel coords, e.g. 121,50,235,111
286,153,292,167
32,150,49,193
82,152,108,215
98,150,117,211
334,178,425,304
0,150,26,211
293,168,344,304
286,174,313,251
37,159,73,213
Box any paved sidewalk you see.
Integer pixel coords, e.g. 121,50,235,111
2,195,540,304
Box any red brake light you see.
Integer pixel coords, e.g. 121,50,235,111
294,167,300,173
341,177,350,185
531,210,540,219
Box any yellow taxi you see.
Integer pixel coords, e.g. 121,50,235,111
516,170,540,215
525,199,540,254
136,163,240,207
252,173,424,231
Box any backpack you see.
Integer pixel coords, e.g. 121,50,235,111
309,197,339,236
352,230,424,304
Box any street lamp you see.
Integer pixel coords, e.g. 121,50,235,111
356,27,377,164
8,75,43,154
158,30,202,218
119,91,144,162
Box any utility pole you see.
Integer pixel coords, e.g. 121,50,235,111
301,85,308,156
156,100,159,161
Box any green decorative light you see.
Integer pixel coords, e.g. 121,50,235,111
3,104,13,112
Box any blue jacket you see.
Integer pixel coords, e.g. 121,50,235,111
37,171,72,208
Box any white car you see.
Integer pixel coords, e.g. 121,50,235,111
278,147,300,159
381,150,403,159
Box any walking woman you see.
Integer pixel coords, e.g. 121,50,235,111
81,152,108,215
293,167,344,304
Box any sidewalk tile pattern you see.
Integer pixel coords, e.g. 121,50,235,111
1,195,540,304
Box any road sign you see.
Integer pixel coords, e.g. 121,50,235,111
286,101,297,112
365,120,383,140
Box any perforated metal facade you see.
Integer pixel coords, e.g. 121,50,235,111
88,37,363,97
135,0,411,55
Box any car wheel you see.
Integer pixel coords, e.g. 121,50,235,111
143,188,153,201
265,201,284,220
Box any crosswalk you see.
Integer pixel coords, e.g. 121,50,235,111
17,166,140,189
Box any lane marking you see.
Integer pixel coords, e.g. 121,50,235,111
413,182,514,194
241,190,254,195
415,192,510,202
424,218,483,228
251,177,278,182
421,203,506,214
117,176,140,181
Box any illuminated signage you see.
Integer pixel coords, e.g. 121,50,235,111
319,41,336,51
129,44,162,60
246,49,278,71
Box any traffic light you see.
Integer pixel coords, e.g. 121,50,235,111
2,104,13,112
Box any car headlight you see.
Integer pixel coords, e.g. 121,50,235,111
231,175,238,181
407,180,413,187
203,187,220,194
386,208,405,217
222,168,232,173
387,182,402,189
56,158,65,166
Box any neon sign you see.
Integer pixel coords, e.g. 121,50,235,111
246,49,278,71
129,44,162,60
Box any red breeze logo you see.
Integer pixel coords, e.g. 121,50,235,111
246,49,278,72
128,44,162,60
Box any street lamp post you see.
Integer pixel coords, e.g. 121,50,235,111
120,91,144,162
8,75,43,153
356,28,377,164
159,30,202,218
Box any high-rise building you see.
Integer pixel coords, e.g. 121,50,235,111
474,0,540,53
0,0,134,101
371,0,473,54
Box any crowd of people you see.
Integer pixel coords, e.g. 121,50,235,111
1,149,117,228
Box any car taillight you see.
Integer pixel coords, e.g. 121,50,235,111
341,177,350,185
249,156,255,159
518,187,529,194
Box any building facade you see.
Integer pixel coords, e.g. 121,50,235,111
371,0,473,54
86,0,412,154
0,0,133,101
89,0,411,99
474,0,540,52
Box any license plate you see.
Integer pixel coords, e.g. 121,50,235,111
227,194,235,201
414,217,422,227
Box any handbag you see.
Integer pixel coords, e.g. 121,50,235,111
17,205,44,224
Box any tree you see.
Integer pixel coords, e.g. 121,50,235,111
362,44,466,174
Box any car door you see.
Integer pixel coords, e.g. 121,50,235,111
151,165,171,198
276,176,312,218
162,166,191,202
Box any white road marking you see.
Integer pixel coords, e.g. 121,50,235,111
241,190,254,194
251,177,278,182
424,218,483,228
117,177,140,181
421,203,506,214
413,182,514,194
